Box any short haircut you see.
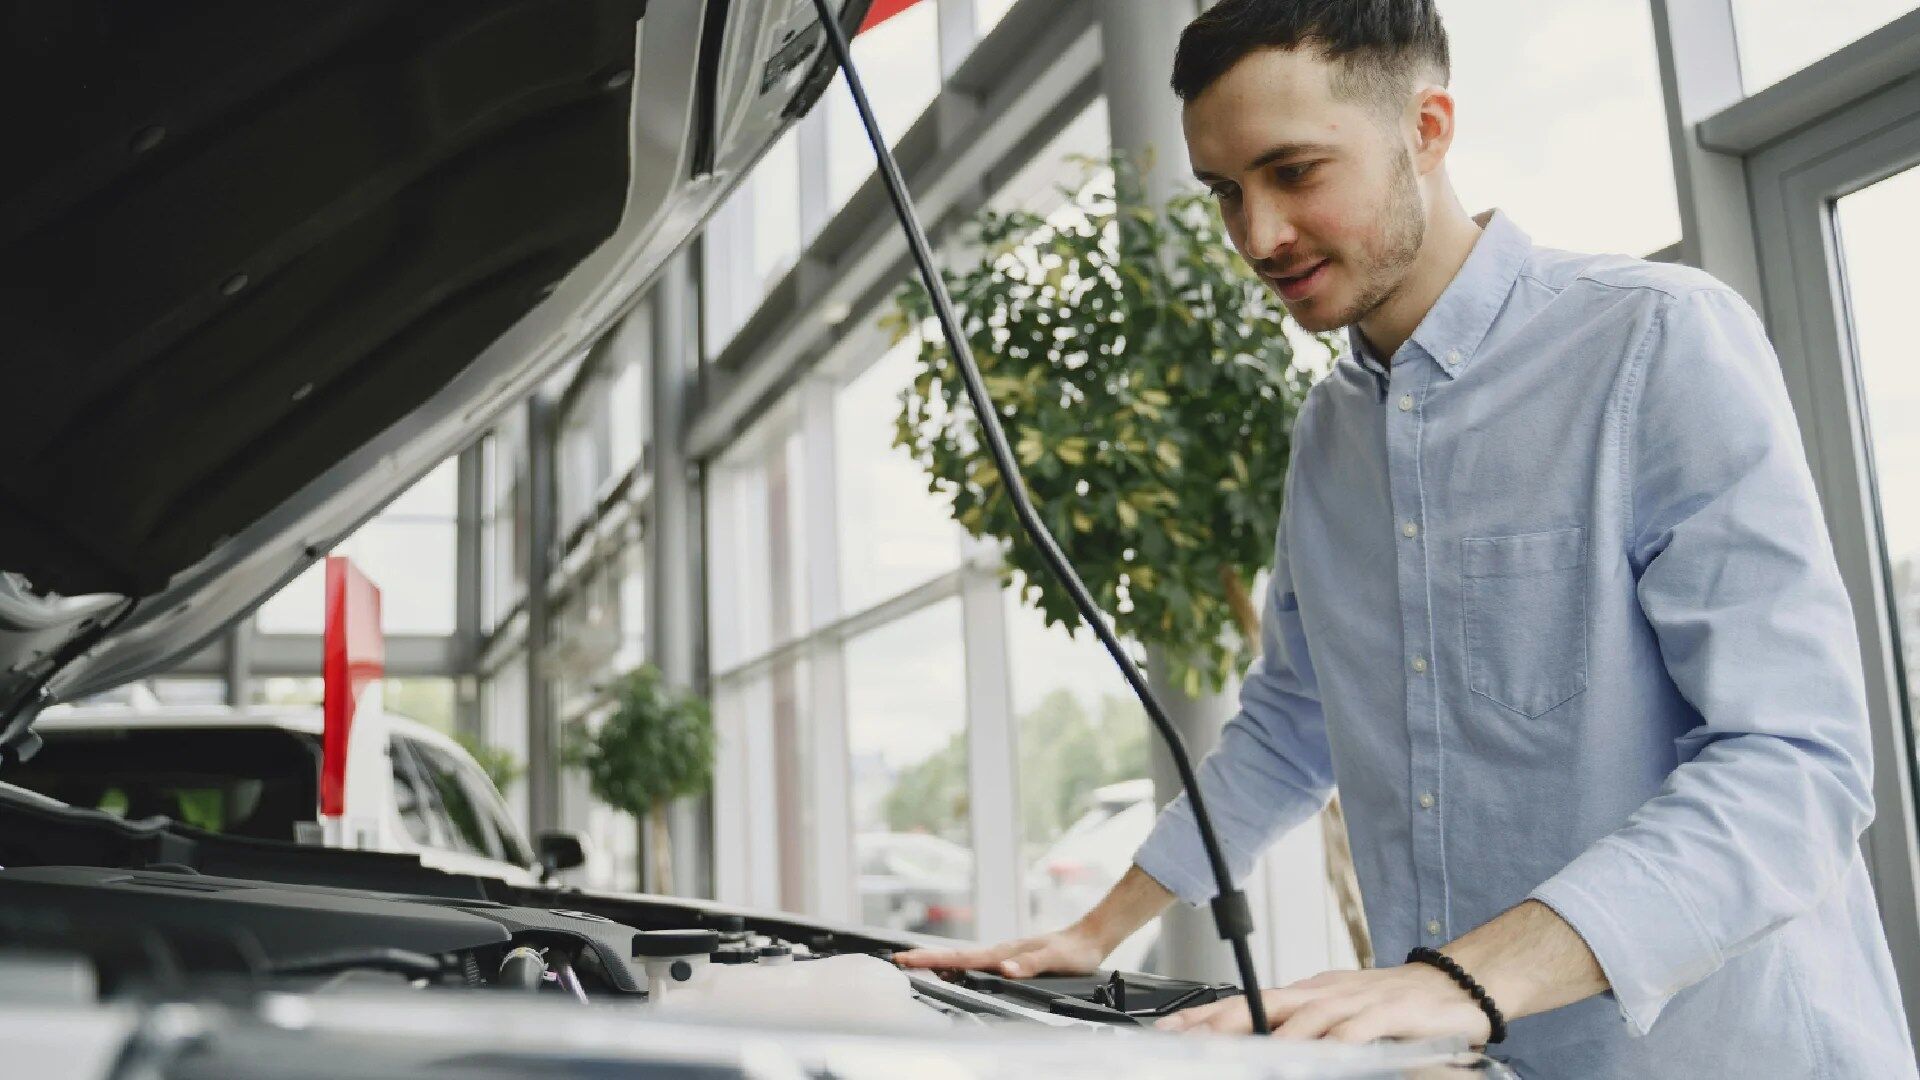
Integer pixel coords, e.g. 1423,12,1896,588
1170,0,1450,120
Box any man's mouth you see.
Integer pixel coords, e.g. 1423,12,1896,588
1266,258,1331,301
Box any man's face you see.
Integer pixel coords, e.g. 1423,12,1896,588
1184,46,1429,333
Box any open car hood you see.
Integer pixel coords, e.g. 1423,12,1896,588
0,0,866,737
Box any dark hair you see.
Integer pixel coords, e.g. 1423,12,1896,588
1170,0,1450,119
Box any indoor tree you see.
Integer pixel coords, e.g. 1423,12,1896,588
562,664,715,894
882,155,1371,964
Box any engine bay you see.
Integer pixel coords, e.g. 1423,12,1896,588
0,786,1231,1030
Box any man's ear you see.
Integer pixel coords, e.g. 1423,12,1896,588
1406,84,1456,175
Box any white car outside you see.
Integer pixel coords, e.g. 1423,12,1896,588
23,703,547,885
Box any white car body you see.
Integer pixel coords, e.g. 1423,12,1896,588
31,703,541,885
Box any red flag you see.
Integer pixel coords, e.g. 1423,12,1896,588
857,0,924,35
321,556,384,818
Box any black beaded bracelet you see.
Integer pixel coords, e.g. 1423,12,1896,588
1406,946,1508,1045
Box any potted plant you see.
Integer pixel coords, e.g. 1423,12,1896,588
883,155,1371,964
562,664,715,894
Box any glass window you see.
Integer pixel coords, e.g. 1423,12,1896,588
752,129,803,286
1836,167,1920,757
383,457,457,517
706,420,809,671
481,654,531,826
255,459,460,636
385,678,456,736
390,742,437,846
147,678,228,707
1732,0,1919,95
407,738,504,860
1002,585,1158,966
703,130,805,355
975,0,1017,35
618,541,647,671
483,420,530,633
835,340,963,612
845,597,974,938
13,726,319,842
985,98,1109,217
609,317,649,474
557,382,615,539
826,1,942,214
1437,0,1679,259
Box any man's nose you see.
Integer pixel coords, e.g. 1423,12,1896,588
1240,196,1297,266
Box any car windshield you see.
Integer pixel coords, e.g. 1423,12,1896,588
4,726,319,842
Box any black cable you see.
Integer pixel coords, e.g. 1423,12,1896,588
802,0,1268,1035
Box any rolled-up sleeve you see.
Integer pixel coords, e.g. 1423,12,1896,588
1528,287,1876,1035
1133,462,1337,905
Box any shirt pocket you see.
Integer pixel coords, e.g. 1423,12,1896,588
1461,527,1589,718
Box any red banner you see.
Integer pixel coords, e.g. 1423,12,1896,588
321,556,384,818
857,0,924,34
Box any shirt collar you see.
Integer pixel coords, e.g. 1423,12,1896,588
1343,207,1532,381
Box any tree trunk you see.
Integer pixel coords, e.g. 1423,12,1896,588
648,802,674,896
1220,565,1373,968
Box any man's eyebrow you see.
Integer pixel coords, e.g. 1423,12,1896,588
1192,141,1339,183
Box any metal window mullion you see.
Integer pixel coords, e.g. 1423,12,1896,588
1647,0,1764,303
959,533,1021,943
801,377,855,922
934,0,977,78
454,442,484,739
709,566,969,687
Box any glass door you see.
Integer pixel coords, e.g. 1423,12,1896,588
1743,61,1920,1034
1834,169,1920,740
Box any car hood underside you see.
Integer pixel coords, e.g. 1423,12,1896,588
1,0,648,599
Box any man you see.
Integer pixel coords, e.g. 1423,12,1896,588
895,1,1918,1075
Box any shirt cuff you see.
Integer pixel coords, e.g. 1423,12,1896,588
1528,836,1724,1036
1132,795,1219,906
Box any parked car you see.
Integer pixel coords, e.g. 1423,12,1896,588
10,703,584,885
857,830,975,937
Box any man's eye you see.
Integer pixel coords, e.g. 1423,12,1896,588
1209,185,1238,201
1276,162,1319,183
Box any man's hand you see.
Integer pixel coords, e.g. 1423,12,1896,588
1157,900,1607,1044
894,864,1175,979
893,921,1108,979
1154,963,1491,1044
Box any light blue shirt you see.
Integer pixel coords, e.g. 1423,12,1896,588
1133,208,1915,1077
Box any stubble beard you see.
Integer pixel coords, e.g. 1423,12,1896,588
1286,147,1427,333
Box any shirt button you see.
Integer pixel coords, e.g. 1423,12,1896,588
1427,919,1443,937
1410,656,1428,674
1419,792,1436,810
1401,521,1418,539
1444,349,1460,367
1398,394,1414,412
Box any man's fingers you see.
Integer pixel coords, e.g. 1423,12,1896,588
1154,996,1235,1032
998,947,1048,978
893,941,1022,970
1325,1012,1388,1045
1157,989,1286,1035
1272,996,1360,1041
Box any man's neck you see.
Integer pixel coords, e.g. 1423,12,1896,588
1353,202,1485,363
